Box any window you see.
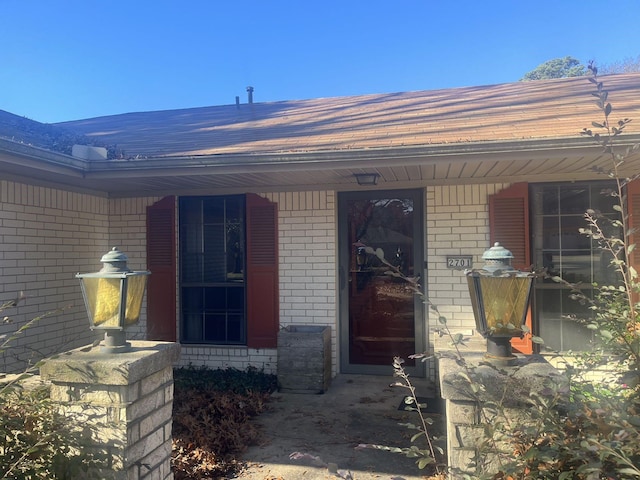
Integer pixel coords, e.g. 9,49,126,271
531,182,619,351
147,194,278,347
179,196,246,344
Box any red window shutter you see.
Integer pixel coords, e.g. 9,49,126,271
146,196,177,342
489,183,533,353
246,194,279,348
627,178,640,303
489,183,531,270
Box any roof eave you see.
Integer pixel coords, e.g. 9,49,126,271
0,137,87,173
82,135,640,178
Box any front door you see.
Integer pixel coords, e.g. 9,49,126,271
338,189,424,375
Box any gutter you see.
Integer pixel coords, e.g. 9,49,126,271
2,134,639,180
81,135,640,178
0,137,87,175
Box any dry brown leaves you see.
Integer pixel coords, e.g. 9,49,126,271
171,388,271,479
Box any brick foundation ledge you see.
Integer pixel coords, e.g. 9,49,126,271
40,341,181,480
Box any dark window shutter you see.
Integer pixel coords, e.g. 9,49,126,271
246,193,279,348
146,196,177,341
489,183,533,353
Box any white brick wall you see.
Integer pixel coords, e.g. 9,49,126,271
0,180,109,372
267,191,337,376
425,184,508,335
108,197,163,341
0,182,165,374
177,345,277,373
1,180,514,382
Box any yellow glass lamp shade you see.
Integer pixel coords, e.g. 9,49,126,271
76,247,150,353
467,274,533,336
465,243,535,365
81,274,148,329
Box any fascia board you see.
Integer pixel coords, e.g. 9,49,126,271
0,138,87,176
81,135,640,179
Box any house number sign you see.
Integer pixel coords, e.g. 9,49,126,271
446,255,473,270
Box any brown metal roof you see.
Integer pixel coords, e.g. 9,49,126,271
56,73,640,159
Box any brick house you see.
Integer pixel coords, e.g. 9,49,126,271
1,73,639,380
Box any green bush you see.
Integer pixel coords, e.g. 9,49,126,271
173,364,278,394
1,296,104,479
0,379,104,479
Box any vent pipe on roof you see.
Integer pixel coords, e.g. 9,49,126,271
246,86,254,104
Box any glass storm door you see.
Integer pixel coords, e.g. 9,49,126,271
338,189,424,375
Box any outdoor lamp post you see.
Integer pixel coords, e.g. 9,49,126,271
76,247,150,353
466,242,535,365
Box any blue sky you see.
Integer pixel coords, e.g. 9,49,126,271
1,0,639,123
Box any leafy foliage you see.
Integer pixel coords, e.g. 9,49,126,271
571,62,640,377
171,366,277,479
521,56,586,81
456,63,640,480
512,63,640,479
0,297,103,479
0,382,109,479
598,54,640,74
452,362,640,479
173,364,277,394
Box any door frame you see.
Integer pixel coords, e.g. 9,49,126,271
337,188,425,376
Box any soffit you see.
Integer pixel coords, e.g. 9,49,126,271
2,136,639,197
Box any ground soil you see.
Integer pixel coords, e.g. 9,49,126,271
234,374,445,480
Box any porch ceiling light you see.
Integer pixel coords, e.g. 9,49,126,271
76,247,150,353
466,243,534,365
353,172,380,186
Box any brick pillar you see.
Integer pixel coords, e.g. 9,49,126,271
436,347,561,479
40,341,180,480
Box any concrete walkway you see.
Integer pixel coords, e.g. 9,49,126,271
236,374,445,480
